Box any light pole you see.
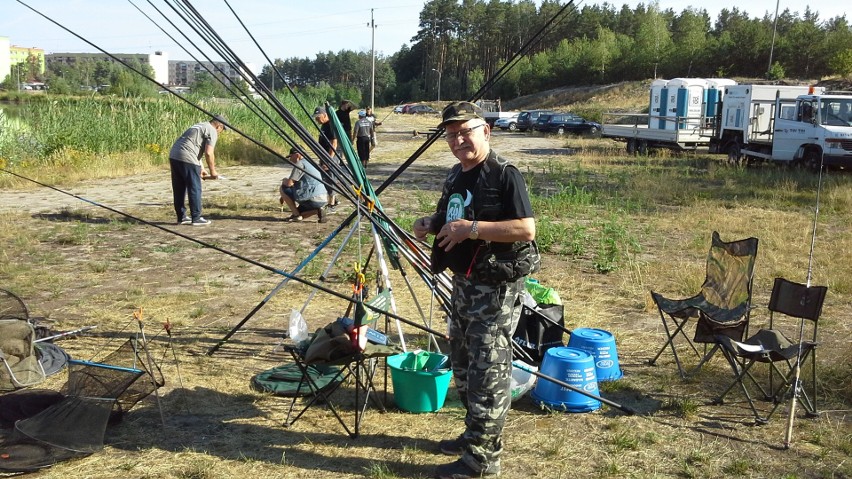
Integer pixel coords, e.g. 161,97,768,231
369,9,376,111
431,68,441,102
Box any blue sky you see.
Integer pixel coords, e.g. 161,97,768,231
3,1,848,72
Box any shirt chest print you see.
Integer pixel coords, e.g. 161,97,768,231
446,190,473,222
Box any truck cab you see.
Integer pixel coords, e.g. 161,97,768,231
713,84,852,169
771,93,852,169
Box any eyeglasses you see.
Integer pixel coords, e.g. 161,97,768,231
445,123,485,141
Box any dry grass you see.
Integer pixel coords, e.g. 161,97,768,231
1,110,851,479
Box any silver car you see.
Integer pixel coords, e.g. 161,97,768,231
494,115,519,131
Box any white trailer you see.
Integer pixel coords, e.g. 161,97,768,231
600,112,713,154
709,85,852,169
601,77,735,153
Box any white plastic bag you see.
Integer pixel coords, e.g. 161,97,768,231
288,309,308,342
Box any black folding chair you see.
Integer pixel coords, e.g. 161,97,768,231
281,320,397,438
650,231,759,378
714,278,827,424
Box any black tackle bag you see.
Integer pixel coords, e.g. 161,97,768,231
512,303,566,365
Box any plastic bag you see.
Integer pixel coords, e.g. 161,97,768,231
525,278,562,305
288,309,308,342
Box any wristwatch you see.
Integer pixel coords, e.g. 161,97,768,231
469,220,479,240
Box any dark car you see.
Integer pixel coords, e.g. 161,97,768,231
407,104,437,114
536,113,602,136
516,109,555,132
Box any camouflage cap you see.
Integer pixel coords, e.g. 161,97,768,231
438,101,484,128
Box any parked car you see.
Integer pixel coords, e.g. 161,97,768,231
494,115,520,131
535,113,602,136
394,103,413,114
516,109,555,132
407,104,437,114
532,113,555,132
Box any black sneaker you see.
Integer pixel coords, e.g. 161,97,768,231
192,217,212,226
434,458,500,479
179,217,192,225
438,436,466,456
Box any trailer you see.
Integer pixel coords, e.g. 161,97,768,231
710,85,852,169
601,78,731,153
600,113,712,154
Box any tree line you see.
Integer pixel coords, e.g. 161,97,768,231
259,0,852,106
6,1,850,107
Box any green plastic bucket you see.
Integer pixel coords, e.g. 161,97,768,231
387,352,452,413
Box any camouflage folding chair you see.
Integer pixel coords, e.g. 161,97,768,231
649,231,759,378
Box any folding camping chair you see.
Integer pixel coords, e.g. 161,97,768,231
650,231,759,378
281,316,398,438
0,319,47,391
714,277,827,424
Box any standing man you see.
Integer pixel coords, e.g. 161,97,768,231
365,106,381,149
279,147,327,223
354,110,375,167
413,102,537,479
169,114,228,226
314,106,339,210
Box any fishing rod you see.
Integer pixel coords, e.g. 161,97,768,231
783,153,825,449
0,168,447,342
34,326,97,343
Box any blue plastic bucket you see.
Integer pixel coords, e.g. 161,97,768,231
387,352,453,413
567,328,623,381
531,347,600,412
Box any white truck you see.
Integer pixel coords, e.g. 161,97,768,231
476,99,520,127
601,79,852,168
709,85,852,169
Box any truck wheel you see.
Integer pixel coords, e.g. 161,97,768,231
626,139,637,155
638,140,649,155
508,122,517,131
726,143,742,166
557,127,565,135
803,151,822,173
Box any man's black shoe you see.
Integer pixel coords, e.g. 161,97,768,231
434,458,499,478
438,436,466,456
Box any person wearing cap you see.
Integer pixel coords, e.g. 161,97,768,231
365,107,381,149
353,110,375,167
412,101,537,479
279,147,328,223
314,106,339,209
168,114,229,226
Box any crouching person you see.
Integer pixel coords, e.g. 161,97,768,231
279,147,328,223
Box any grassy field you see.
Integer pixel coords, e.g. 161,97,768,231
0,98,850,479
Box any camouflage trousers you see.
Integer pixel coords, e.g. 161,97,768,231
449,274,524,472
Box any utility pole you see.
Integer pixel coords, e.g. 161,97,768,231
369,9,376,111
767,0,781,76
431,68,441,102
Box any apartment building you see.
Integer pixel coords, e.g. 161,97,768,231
46,51,169,85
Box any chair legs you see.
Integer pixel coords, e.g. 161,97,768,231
649,311,702,378
715,347,818,424
282,350,385,439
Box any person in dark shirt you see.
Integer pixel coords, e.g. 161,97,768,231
413,102,536,479
314,106,338,209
